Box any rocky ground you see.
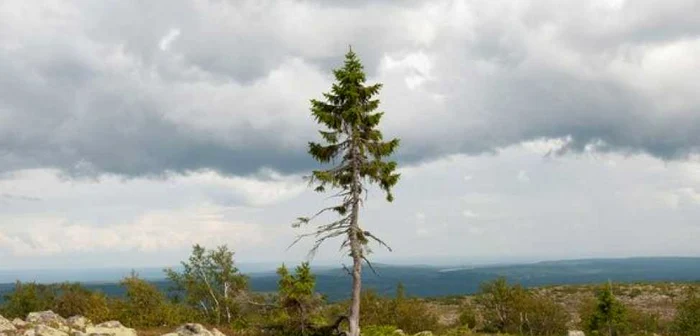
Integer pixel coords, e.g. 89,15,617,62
0,311,226,336
427,282,698,328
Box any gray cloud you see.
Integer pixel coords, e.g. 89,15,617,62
1,193,41,202
3,142,700,267
1,0,699,178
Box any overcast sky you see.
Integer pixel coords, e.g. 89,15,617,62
1,0,700,270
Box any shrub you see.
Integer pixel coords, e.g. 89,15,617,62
360,284,439,334
626,308,666,336
276,262,324,335
53,283,111,322
0,281,57,318
113,273,183,327
671,288,700,336
360,289,395,327
457,303,477,329
440,326,477,336
475,277,528,333
360,325,399,336
475,278,567,336
581,283,628,336
165,244,248,325
520,293,569,336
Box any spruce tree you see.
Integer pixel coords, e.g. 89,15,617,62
277,262,320,335
587,282,628,336
293,47,400,336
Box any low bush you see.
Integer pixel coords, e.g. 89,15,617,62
671,288,700,336
53,283,112,323
360,325,399,336
0,281,57,318
457,302,477,329
475,278,568,336
360,284,440,334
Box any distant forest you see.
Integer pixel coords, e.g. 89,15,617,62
3,257,699,302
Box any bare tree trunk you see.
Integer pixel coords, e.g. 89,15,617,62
199,300,210,318
224,282,232,324
300,305,307,336
198,268,221,325
348,232,362,336
348,137,363,336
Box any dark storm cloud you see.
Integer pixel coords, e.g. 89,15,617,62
0,0,699,178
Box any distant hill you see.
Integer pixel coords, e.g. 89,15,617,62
1,257,699,302
253,257,700,300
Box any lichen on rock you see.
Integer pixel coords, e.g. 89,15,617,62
0,315,17,333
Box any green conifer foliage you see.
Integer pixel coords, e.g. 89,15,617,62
587,282,628,336
294,47,400,336
276,262,322,335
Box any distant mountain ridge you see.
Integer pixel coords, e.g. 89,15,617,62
1,257,699,302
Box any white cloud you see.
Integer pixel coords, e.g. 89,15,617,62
517,170,530,183
3,142,700,266
462,210,479,218
158,28,181,51
380,51,433,90
521,137,572,155
0,204,264,257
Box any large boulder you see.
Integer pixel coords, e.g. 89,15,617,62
31,325,68,336
65,317,91,332
26,312,66,329
161,324,226,336
568,331,585,336
84,321,136,336
93,322,122,329
12,319,27,329
0,315,16,333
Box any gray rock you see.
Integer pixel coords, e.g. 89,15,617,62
84,321,136,336
173,324,212,336
210,329,226,336
33,325,68,336
0,315,16,333
66,317,92,332
568,331,585,336
412,332,433,336
26,312,66,328
12,319,27,329
162,324,227,336
92,323,122,330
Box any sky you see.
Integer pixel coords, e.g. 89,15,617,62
1,0,700,270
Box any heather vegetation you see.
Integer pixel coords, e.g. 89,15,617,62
2,245,699,336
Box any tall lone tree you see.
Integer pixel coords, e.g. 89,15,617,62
293,47,400,336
